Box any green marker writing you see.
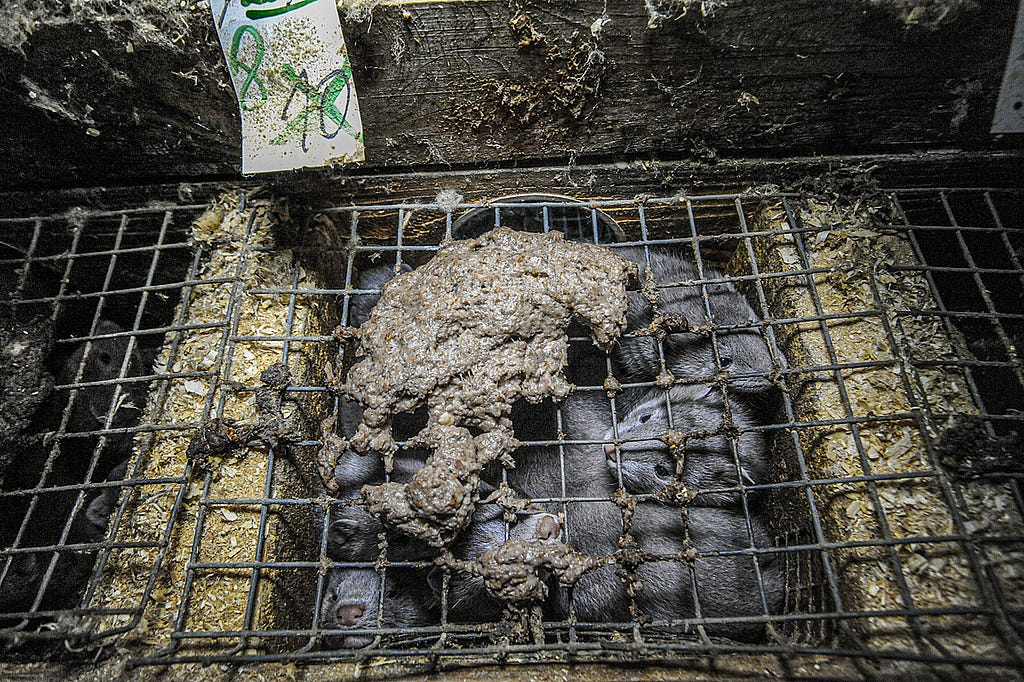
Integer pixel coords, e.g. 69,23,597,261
243,0,319,20
228,25,268,109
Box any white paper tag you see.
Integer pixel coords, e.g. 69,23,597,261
210,0,365,173
992,0,1024,133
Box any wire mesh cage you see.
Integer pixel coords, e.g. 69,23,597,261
0,187,1021,676
0,204,208,649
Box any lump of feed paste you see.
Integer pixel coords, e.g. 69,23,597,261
459,539,598,606
345,227,636,546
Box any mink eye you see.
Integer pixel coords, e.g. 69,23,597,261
719,347,733,368
638,413,652,424
654,464,672,479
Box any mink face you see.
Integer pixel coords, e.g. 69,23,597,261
0,455,119,614
56,319,148,478
606,385,767,506
511,386,781,642
0,321,141,614
60,321,146,430
612,248,777,395
320,567,434,649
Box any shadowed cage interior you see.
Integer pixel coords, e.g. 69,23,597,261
0,189,1021,674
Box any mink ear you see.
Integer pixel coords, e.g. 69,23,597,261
535,513,561,541
329,518,359,543
425,569,446,593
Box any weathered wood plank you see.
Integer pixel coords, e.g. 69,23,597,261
1,1,1019,188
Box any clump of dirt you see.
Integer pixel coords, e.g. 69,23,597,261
866,0,977,29
185,362,302,471
451,539,596,606
336,0,382,24
343,227,636,546
496,34,609,126
644,0,728,29
509,8,547,47
935,415,1023,479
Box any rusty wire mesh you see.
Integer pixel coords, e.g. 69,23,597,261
0,189,1021,674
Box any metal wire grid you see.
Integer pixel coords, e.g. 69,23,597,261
130,189,1024,670
0,189,1021,674
0,204,211,642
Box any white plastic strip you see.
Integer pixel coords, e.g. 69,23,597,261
992,0,1024,133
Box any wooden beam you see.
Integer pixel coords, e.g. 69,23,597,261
0,1,1020,188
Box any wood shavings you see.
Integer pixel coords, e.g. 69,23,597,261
747,194,1019,659
88,192,331,655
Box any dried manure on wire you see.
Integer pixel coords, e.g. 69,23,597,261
0,189,1021,678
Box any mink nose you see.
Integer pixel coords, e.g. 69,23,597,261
603,443,616,459
536,514,561,540
338,603,365,626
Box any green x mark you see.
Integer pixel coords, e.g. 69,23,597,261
271,61,361,151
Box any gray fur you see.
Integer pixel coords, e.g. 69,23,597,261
320,567,434,649
510,390,614,499
687,506,784,641
348,263,412,328
612,247,776,395
336,274,429,482
332,442,426,495
607,384,767,506
328,449,435,563
322,253,784,641
510,390,781,641
551,502,783,642
321,447,435,650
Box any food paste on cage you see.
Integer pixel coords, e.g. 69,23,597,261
343,227,636,547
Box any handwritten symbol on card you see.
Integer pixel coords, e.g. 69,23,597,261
241,0,320,20
272,62,362,152
211,0,364,172
320,71,354,136
229,25,268,109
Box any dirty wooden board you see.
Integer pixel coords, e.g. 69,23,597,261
0,0,1021,188
1,150,1022,222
